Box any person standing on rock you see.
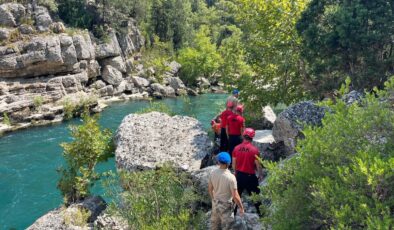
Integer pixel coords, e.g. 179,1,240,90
219,101,235,151
226,105,245,159
232,128,263,216
208,152,244,230
226,89,239,109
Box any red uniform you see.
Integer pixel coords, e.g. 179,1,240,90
233,141,259,174
226,114,245,135
220,110,233,129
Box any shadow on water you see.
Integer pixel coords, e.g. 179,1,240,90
0,94,227,229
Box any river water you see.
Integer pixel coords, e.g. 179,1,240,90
0,94,227,230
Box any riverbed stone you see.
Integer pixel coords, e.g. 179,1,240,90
131,76,150,88
101,56,126,73
115,112,213,171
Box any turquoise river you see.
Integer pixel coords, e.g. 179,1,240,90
0,94,227,230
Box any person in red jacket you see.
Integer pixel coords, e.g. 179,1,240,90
232,128,263,216
219,101,234,151
226,105,245,159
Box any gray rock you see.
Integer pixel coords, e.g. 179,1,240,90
117,19,144,56
0,27,9,41
197,77,211,89
95,32,121,59
73,34,95,60
131,76,150,88
205,211,262,230
91,80,106,90
262,106,276,129
150,83,175,98
50,22,66,34
166,77,185,90
27,196,106,230
113,80,126,95
115,112,213,171
34,6,52,32
94,213,129,230
98,85,114,97
59,35,78,66
19,24,35,34
102,65,123,86
62,75,82,93
272,101,327,155
187,88,198,96
101,56,126,73
192,166,217,203
0,3,26,27
166,61,181,75
342,90,363,105
253,130,275,154
86,60,101,78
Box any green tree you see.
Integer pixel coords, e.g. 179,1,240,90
233,0,309,110
219,25,252,86
178,25,223,84
297,0,394,96
57,112,114,205
57,0,95,29
258,77,394,229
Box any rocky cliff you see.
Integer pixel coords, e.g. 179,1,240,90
0,2,195,135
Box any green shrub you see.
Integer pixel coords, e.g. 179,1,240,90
33,95,44,110
57,112,114,205
258,77,394,229
137,101,174,116
3,112,11,126
63,207,90,227
104,165,204,229
61,95,98,120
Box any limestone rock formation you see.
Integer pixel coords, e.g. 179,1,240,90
27,196,106,230
272,101,327,155
262,106,276,129
192,166,217,203
115,112,213,171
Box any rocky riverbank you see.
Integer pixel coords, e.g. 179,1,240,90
0,2,224,136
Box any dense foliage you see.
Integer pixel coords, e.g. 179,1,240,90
258,77,394,229
297,0,394,97
58,112,114,205
105,165,204,229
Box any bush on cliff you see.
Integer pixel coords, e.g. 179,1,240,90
104,165,204,229
57,112,114,205
258,77,394,229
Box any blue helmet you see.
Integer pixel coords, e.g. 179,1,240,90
232,89,239,95
217,152,231,165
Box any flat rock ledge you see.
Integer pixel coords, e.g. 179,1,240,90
115,112,213,172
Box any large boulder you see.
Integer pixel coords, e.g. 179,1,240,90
102,65,123,86
28,196,106,230
0,3,26,27
262,106,276,129
272,101,327,155
192,166,217,203
166,61,181,75
34,6,53,32
101,56,126,73
166,77,185,91
95,32,122,59
150,83,175,98
117,19,144,57
131,76,150,88
342,90,363,105
115,112,212,171
252,130,275,154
